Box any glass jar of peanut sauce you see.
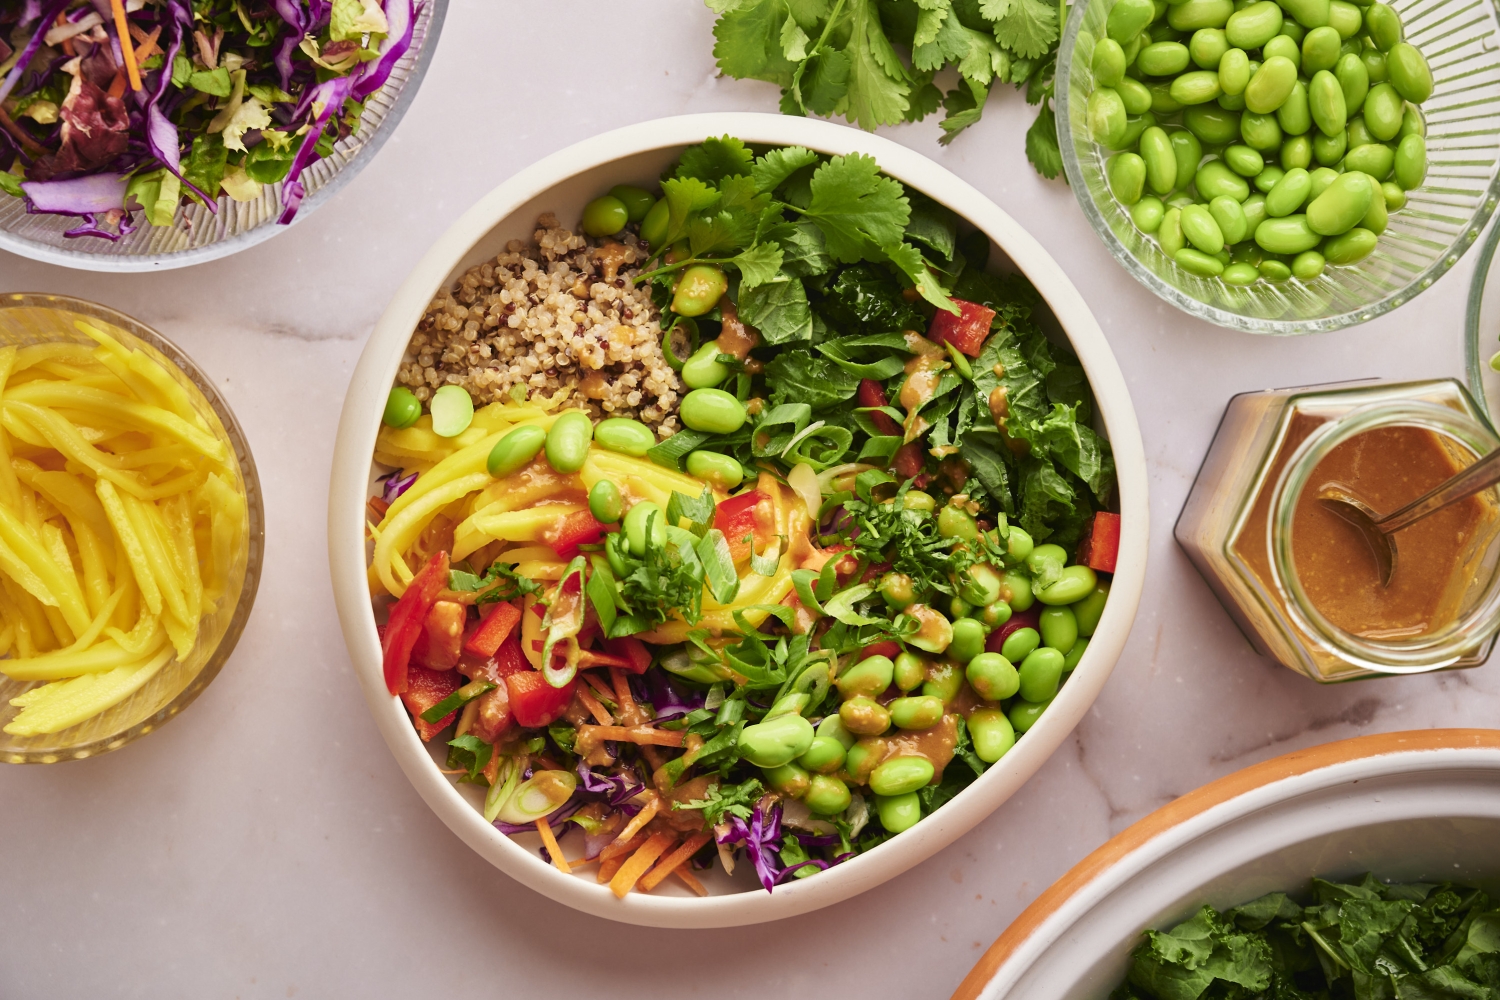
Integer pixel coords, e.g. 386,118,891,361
1176,378,1500,682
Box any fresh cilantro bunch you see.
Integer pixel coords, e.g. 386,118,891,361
707,0,1067,178
640,136,956,347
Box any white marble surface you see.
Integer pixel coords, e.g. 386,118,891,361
3,3,1498,997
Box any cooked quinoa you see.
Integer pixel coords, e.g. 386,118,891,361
397,213,683,436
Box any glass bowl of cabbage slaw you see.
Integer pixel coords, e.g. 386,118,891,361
328,113,1149,927
0,0,444,272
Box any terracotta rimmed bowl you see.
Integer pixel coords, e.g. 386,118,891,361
327,112,1149,927
953,729,1500,1000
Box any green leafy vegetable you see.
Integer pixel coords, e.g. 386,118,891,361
1114,877,1500,1000
707,0,1064,175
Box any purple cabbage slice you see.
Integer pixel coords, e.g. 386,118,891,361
22,173,129,214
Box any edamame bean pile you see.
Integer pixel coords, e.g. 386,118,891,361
367,136,1123,897
1086,0,1433,284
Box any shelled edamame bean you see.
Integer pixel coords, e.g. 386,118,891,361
1085,0,1433,285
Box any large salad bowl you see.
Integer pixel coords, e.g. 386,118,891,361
327,113,1149,927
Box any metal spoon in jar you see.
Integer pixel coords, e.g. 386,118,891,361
1317,447,1500,587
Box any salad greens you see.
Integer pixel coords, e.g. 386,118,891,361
374,136,1121,897
0,0,416,240
1116,875,1500,1000
707,0,1067,177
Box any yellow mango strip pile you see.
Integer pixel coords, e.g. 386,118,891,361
2,322,247,738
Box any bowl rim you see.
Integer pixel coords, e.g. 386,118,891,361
1464,215,1500,415
326,111,1150,927
0,0,448,274
950,727,1500,1000
0,292,266,763
1056,0,1500,335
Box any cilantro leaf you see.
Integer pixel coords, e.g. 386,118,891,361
677,135,757,184
799,153,911,262
659,176,720,249
753,145,821,193
990,0,1060,60
880,240,958,313
713,0,798,85
733,241,785,287
1026,99,1064,179
674,777,763,826
842,0,911,129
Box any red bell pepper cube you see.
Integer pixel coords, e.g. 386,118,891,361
382,551,450,695
986,606,1043,655
507,670,579,728
857,378,902,437
463,600,522,659
602,635,653,674
545,509,606,559
401,664,463,742
715,490,766,563
493,633,532,678
892,442,925,480
1077,511,1121,575
860,640,901,662
928,298,996,358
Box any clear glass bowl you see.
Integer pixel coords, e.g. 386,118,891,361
0,295,264,763
0,1,445,273
1465,218,1500,417
1058,0,1500,334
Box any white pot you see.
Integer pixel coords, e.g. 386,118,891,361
954,729,1500,999
327,112,1148,927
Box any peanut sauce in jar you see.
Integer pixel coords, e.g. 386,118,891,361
1234,412,1486,641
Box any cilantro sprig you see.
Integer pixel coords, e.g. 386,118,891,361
707,0,1066,178
638,137,957,345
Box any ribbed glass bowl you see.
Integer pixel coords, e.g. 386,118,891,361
0,295,264,763
1058,0,1500,334
0,1,445,273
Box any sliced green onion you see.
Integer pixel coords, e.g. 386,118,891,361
421,678,497,723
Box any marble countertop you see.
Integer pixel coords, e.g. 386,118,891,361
4,3,1497,997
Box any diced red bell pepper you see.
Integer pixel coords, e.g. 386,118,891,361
892,442,925,480
857,378,902,437
544,508,606,559
1077,511,1121,575
507,670,579,728
463,600,522,659
860,640,901,661
382,551,450,695
401,664,463,741
602,635,653,674
715,489,766,563
986,606,1043,655
928,298,996,358
493,633,532,679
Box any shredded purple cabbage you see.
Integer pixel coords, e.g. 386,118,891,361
22,174,130,214
0,0,71,107
717,800,784,893
380,470,418,504
575,760,644,813
643,667,706,723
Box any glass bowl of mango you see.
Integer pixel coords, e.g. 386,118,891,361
0,295,263,763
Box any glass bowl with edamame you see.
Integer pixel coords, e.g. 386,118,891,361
1058,0,1500,333
330,113,1148,926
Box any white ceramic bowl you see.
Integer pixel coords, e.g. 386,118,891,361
327,113,1149,927
953,729,1500,1000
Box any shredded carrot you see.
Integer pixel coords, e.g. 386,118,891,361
599,796,660,862
675,868,708,896
597,832,648,883
109,0,143,91
536,819,570,874
609,667,646,727
129,22,163,64
577,724,684,748
107,70,126,99
576,686,613,726
576,648,632,669
639,832,713,892
609,831,676,899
